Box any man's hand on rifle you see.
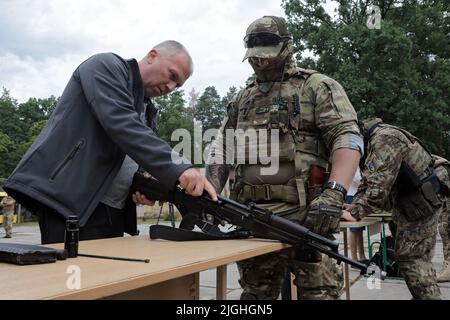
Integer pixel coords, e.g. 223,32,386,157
179,168,218,201
132,172,157,206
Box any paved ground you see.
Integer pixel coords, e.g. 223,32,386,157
1,221,449,300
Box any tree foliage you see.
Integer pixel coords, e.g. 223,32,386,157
0,89,21,143
221,86,238,112
194,86,226,132
153,90,194,149
0,132,12,154
0,89,58,178
18,96,57,130
282,0,450,156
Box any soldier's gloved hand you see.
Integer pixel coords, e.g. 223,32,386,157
303,189,344,235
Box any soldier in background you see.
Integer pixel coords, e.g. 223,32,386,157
432,155,450,282
1,196,15,238
343,118,443,299
206,15,363,299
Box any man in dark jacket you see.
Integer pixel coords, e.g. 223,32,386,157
4,40,217,244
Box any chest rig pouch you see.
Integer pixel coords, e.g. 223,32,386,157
233,71,329,211
395,162,442,222
235,83,294,163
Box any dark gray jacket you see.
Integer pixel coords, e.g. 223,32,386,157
5,53,191,227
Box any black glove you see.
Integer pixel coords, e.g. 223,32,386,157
303,189,344,235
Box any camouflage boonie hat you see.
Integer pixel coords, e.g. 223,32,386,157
243,16,292,61
1,196,15,207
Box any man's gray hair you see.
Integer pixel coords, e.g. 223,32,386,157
153,40,194,76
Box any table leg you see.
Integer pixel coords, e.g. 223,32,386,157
193,272,200,300
343,229,350,300
367,225,373,259
290,273,298,300
216,265,227,300
381,221,388,272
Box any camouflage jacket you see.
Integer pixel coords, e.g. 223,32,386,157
354,125,434,216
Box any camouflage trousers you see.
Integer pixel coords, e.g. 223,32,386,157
237,202,343,300
2,209,13,237
438,198,450,261
394,207,441,300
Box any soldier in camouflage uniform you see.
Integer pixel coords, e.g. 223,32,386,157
206,16,363,300
1,196,15,238
432,155,450,282
343,118,443,299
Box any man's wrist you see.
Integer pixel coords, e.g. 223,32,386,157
320,188,345,206
323,180,348,198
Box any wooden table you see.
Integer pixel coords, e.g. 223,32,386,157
0,236,287,300
339,217,382,300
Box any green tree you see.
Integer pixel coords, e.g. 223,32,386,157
17,119,49,156
0,88,22,143
0,89,59,178
17,96,58,129
282,0,450,156
0,89,22,178
221,86,238,111
153,90,194,148
0,132,12,154
194,86,225,132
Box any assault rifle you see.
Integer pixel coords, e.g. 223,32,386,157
132,172,384,278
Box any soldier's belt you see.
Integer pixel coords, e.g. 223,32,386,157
239,184,299,203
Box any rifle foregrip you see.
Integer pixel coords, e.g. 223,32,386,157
270,215,338,251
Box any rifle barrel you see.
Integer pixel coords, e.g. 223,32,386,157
78,253,150,263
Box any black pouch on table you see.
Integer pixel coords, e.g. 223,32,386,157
0,243,67,265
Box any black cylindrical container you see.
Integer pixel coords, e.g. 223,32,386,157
64,216,79,258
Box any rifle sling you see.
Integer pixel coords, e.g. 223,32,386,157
149,225,249,241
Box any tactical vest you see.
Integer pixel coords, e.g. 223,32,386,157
231,69,330,210
367,122,435,181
